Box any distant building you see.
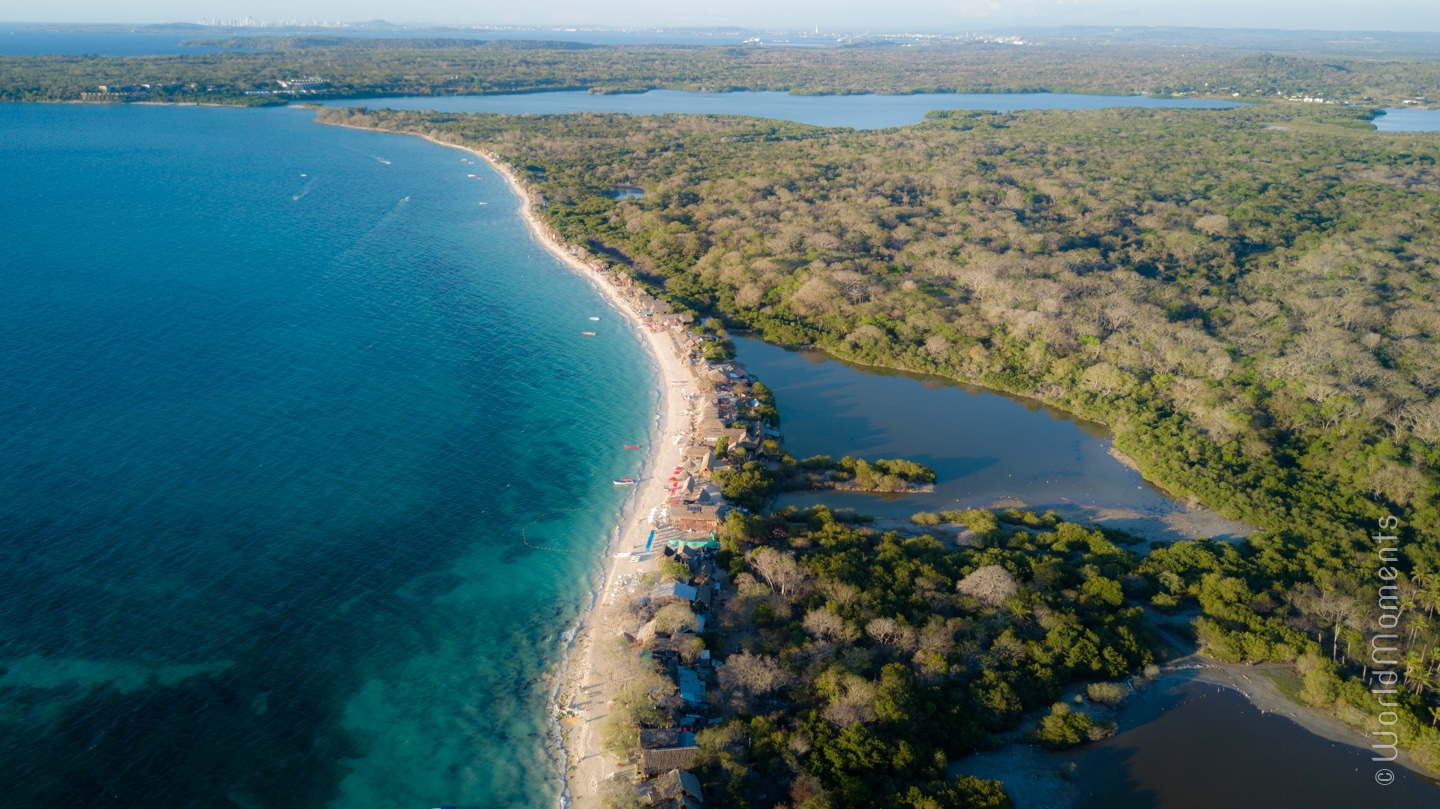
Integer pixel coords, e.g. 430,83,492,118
276,77,329,92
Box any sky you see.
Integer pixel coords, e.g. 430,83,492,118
1,0,1437,33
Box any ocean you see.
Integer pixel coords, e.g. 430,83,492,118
0,103,654,808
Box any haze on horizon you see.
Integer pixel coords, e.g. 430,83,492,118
3,0,1439,34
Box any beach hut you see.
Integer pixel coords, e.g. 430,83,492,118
651,582,699,604
639,746,699,777
639,727,686,750
648,768,704,808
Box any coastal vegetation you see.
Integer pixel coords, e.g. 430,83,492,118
688,506,1152,807
6,37,1440,104
1136,532,1440,769
711,453,937,511
315,101,1440,783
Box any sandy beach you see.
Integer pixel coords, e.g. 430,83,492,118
434,135,703,808
315,117,707,807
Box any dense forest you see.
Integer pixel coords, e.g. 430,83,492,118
4,38,1440,104
610,505,1155,808
649,500,1440,807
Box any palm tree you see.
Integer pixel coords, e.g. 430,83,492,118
1411,666,1438,698
1403,651,1425,694
1412,572,1440,618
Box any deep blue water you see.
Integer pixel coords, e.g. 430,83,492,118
0,103,654,808
325,89,1242,130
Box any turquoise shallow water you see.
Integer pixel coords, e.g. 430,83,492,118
0,103,653,808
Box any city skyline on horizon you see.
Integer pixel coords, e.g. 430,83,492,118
4,1,1440,35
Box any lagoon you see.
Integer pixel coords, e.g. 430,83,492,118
957,678,1439,808
1070,682,1438,808
733,338,1253,540
1375,107,1440,132
323,89,1242,130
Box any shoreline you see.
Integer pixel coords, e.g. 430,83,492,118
339,123,701,809
480,141,690,809
315,116,700,808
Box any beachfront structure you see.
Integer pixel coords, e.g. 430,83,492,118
652,582,699,604
677,666,707,705
646,768,705,809
681,445,714,478
675,504,725,532
639,745,700,776
639,727,692,750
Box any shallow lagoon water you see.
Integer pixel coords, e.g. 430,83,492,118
956,678,1439,808
1375,107,1440,132
1072,680,1439,808
0,103,652,808
732,338,1201,519
323,89,1242,130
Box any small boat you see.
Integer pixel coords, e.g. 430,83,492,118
478,202,488,205
613,478,636,485
468,174,475,178
623,444,641,450
582,331,597,336
589,317,600,321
